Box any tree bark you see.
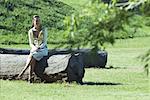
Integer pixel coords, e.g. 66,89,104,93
0,50,85,84
0,48,107,83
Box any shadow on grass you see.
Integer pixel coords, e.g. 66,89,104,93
83,82,123,85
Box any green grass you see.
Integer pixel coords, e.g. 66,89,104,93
0,37,150,100
0,0,150,99
106,37,150,68
0,0,73,35
58,0,88,10
0,68,149,100
107,47,147,68
106,37,150,48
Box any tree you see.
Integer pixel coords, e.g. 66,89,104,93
137,0,150,77
60,0,147,50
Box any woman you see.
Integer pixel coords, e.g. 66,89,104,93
18,15,48,83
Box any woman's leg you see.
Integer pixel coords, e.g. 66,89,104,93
18,55,35,78
28,58,36,83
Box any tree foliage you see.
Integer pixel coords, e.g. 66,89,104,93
0,0,74,44
59,0,149,50
139,49,150,77
0,0,74,35
62,0,138,50
0,0,149,45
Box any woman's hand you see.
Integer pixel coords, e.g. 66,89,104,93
31,46,38,52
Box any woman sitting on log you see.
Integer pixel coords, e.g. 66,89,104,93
18,15,48,83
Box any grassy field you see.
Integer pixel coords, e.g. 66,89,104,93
0,67,150,100
0,0,150,99
0,37,150,100
0,69,149,100
59,0,88,10
106,37,150,68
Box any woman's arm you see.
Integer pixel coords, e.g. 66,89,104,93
28,30,38,50
39,28,47,48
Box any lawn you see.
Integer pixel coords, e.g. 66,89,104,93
0,69,149,100
1,0,150,99
58,0,89,10
0,37,150,100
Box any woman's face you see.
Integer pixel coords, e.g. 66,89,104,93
33,17,40,28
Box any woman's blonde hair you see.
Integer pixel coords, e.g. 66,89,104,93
31,15,42,30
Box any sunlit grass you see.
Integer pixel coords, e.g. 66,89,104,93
0,37,150,100
1,0,150,99
0,68,149,100
106,37,150,48
58,0,88,10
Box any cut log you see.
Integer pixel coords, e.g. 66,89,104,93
0,48,108,68
0,51,85,84
0,48,107,83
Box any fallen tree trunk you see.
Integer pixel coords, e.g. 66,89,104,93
0,48,108,68
0,51,85,84
0,48,107,83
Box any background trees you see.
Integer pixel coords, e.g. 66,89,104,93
61,0,149,50
0,0,149,46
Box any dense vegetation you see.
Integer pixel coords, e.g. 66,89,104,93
0,0,74,44
0,0,150,46
59,0,150,49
